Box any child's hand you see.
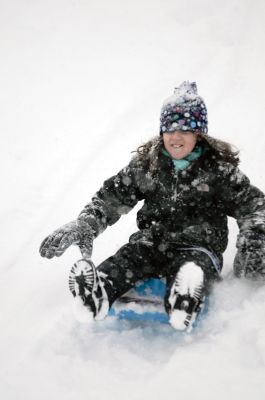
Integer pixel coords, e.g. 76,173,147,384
234,231,265,280
39,221,93,259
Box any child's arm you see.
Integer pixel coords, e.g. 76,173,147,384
77,158,144,239
40,156,144,259
217,162,265,280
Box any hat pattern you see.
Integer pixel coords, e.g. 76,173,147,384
160,81,208,135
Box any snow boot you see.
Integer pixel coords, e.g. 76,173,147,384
69,259,109,321
167,262,206,332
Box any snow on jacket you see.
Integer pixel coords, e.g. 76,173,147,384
77,139,265,270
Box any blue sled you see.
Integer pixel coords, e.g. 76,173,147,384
109,278,168,323
108,278,168,323
108,277,209,328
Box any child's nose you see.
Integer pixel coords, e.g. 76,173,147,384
171,131,182,139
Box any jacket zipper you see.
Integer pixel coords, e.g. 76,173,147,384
172,171,180,201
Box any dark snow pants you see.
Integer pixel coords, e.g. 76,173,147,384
97,239,221,308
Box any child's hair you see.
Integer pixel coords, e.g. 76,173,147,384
135,134,240,169
198,134,240,166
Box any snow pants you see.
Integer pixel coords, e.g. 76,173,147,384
97,239,221,308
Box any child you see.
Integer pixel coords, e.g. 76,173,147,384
39,81,265,331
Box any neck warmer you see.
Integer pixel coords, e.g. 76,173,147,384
162,145,203,171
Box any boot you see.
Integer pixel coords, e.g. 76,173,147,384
69,259,109,321
167,262,206,332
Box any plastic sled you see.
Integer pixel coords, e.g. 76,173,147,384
108,277,209,329
108,278,169,323
70,255,209,330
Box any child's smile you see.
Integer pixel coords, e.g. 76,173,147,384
163,130,197,160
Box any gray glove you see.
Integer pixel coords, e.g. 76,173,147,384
39,220,94,259
234,231,265,280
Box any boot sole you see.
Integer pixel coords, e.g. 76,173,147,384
168,262,205,332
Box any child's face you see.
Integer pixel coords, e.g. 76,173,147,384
163,130,197,160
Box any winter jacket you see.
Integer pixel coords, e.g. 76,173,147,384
77,140,265,270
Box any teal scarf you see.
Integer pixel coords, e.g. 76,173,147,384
162,145,203,171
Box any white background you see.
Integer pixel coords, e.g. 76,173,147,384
1,0,265,399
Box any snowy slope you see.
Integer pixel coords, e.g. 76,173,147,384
1,0,265,399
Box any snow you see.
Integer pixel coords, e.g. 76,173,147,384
1,0,265,399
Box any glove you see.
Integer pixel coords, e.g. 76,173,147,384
39,221,94,259
234,231,265,280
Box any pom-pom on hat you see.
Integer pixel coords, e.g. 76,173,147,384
160,81,208,135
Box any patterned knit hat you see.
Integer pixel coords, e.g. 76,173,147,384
160,81,208,135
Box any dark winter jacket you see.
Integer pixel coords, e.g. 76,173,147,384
77,140,265,270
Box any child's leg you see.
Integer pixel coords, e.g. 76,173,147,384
97,242,157,306
164,249,221,331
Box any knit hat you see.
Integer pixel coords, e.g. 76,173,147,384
160,81,208,135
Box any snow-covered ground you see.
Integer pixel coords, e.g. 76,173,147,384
1,0,265,399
